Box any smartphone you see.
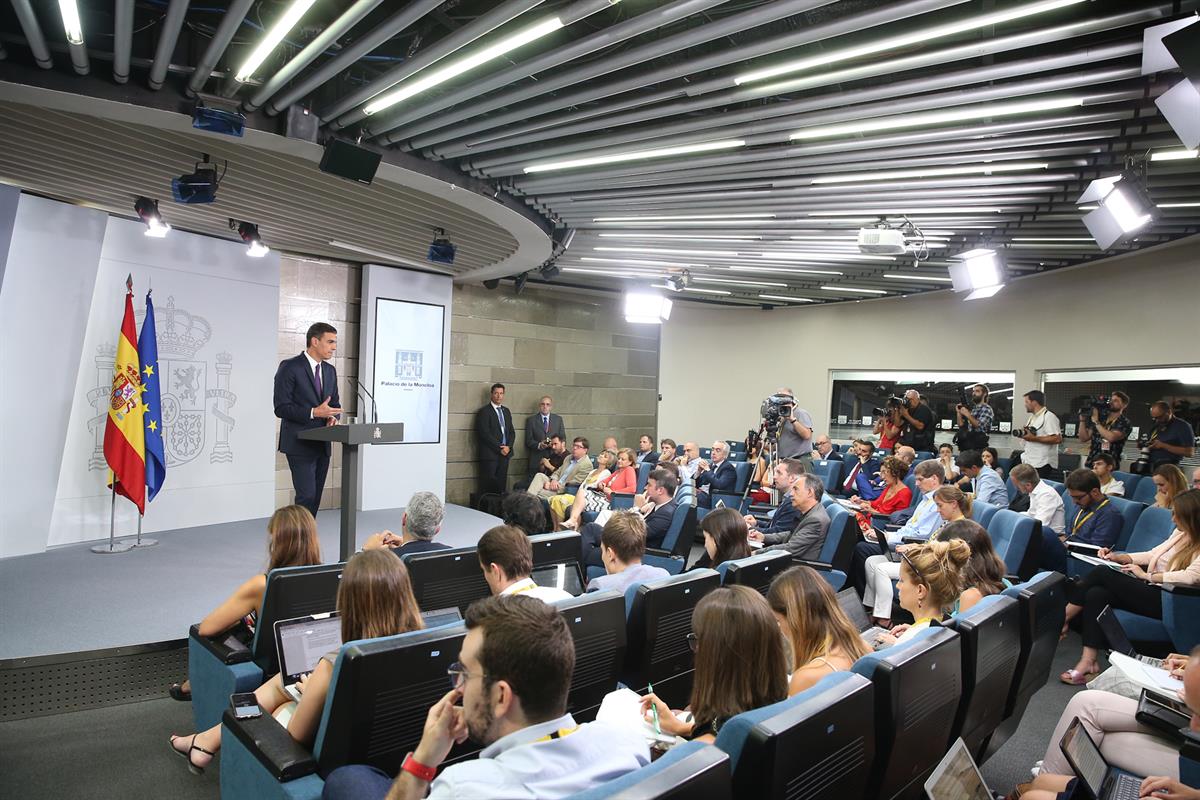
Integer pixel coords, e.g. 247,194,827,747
231,692,262,719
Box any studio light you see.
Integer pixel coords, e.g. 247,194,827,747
1076,173,1154,249
171,156,222,205
539,263,561,280
524,140,745,173
134,197,170,238
235,0,317,83
231,219,269,257
1141,16,1200,149
57,0,83,44
624,293,673,324
428,228,456,265
363,16,566,116
948,248,1006,300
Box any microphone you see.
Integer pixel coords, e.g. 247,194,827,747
350,377,378,424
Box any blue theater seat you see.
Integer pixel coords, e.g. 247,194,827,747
1132,476,1159,506
567,741,732,800
986,509,1041,581
710,461,754,512
945,595,1021,759
1112,470,1144,499
852,627,963,800
969,500,1000,529
714,672,875,799
810,459,843,496
717,550,791,595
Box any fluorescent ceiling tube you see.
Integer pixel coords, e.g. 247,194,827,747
58,0,83,44
692,277,788,287
1149,149,1198,161
820,286,889,295
736,0,1086,85
364,16,564,115
1158,202,1200,208
758,251,896,262
731,266,843,275
595,246,738,257
759,294,817,303
624,292,673,324
790,96,1083,140
592,213,775,222
680,286,732,295
235,0,317,83
810,162,1049,184
1011,237,1095,242
581,257,706,268
597,233,762,240
563,268,653,278
809,207,1003,216
524,139,745,173
882,273,953,282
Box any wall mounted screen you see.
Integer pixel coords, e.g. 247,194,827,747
372,298,445,443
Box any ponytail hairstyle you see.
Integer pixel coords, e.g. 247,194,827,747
901,539,972,613
933,485,972,520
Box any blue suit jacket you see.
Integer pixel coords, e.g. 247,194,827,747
273,353,340,457
760,498,799,536
840,457,882,497
696,460,738,494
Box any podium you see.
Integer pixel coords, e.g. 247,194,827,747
298,422,405,560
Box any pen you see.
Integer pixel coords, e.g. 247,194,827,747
647,681,662,735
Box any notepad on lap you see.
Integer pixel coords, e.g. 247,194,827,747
1109,651,1185,694
1070,552,1122,570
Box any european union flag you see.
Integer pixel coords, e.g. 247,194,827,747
139,290,167,502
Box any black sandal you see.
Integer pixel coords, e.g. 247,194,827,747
169,734,215,775
168,682,191,702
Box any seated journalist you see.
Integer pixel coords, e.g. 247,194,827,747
362,491,449,558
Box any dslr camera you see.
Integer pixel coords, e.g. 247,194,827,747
957,387,973,407
1129,431,1154,475
872,396,904,416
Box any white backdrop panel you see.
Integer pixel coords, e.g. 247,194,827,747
372,298,445,443
359,265,451,511
47,215,279,547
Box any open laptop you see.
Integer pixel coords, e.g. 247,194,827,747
1097,605,1164,669
836,588,890,651
532,562,585,597
924,738,992,800
1060,717,1144,800
274,612,342,702
420,606,464,629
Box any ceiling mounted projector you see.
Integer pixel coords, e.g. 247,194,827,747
858,227,907,255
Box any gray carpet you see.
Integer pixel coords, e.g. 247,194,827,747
0,504,499,659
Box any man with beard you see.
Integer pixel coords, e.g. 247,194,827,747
322,596,650,800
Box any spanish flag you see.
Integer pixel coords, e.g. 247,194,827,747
103,276,146,514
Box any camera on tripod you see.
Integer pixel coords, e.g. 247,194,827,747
760,394,795,438
872,396,903,416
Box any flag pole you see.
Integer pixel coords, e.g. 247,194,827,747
133,511,157,548
92,482,134,554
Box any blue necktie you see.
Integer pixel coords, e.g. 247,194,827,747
496,407,506,445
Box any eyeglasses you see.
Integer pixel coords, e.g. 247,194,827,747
686,633,699,653
447,662,489,690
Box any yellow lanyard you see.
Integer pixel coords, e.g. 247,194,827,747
1072,499,1109,534
533,726,579,743
508,580,538,595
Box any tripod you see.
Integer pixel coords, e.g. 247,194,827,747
741,417,781,510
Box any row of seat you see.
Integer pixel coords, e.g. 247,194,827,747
216,569,1067,800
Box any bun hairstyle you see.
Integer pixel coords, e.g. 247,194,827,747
901,539,972,612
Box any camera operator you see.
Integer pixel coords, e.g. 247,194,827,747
773,387,815,463
873,398,902,451
954,384,994,451
1076,391,1132,464
897,389,936,453
1144,400,1196,470
1017,390,1063,480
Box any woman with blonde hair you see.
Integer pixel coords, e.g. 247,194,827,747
169,549,423,773
1152,463,1189,509
1059,489,1200,685
168,505,322,701
768,566,870,695
562,448,638,529
640,586,788,742
876,539,973,647
549,449,614,526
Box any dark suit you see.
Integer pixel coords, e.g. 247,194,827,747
695,460,737,509
635,450,659,467
580,497,679,567
758,497,799,537
524,412,566,478
273,353,340,517
839,457,881,496
475,403,516,495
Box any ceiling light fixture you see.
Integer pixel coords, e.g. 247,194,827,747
882,273,953,282
758,294,818,303
595,246,739,257
692,277,788,287
731,266,843,276
808,207,1004,216
949,248,1006,300
820,286,889,295
624,292,673,324
524,139,745,173
680,286,732,295
364,16,565,115
231,219,269,257
591,213,775,222
811,162,1049,184
57,0,83,44
1010,237,1096,242
735,0,1086,85
580,256,707,268
1077,173,1154,248
789,96,1083,141
134,197,170,238
234,0,317,83
1149,148,1199,161
597,233,763,241
1158,201,1200,208
757,251,897,262
563,268,655,278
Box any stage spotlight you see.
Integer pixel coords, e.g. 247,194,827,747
428,228,456,265
483,279,500,290
624,292,673,324
230,219,270,257
1076,173,1154,249
172,155,222,204
539,262,561,280
134,196,170,238
949,248,1006,301
552,227,577,256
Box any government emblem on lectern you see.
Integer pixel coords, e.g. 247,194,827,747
88,296,238,470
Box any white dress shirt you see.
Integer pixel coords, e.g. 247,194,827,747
500,577,572,604
303,351,324,419
1021,408,1061,468
1024,480,1066,534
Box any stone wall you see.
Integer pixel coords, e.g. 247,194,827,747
274,255,361,510
446,284,661,505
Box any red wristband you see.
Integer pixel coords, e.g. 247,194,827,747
402,752,437,782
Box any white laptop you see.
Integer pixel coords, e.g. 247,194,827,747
274,612,342,702
925,738,993,800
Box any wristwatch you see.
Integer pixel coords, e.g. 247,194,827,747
401,752,437,782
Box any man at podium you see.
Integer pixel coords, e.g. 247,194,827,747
274,322,341,516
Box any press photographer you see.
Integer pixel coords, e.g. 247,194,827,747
872,396,903,451
954,383,993,451
1075,391,1131,464
1016,390,1063,480
1131,400,1196,474
767,387,814,462
897,389,936,453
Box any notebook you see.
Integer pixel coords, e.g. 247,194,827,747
274,612,342,703
924,738,992,800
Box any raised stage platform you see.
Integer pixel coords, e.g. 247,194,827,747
0,504,498,660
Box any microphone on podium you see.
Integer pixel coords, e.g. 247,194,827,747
350,377,378,424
